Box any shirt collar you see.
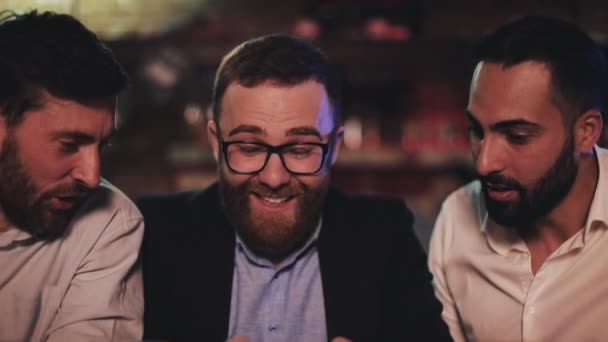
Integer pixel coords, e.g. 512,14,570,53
0,227,35,248
235,217,323,270
582,146,608,240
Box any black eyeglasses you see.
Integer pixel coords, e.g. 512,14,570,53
219,131,336,175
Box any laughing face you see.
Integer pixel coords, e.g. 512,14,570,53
467,61,579,233
209,80,342,263
0,93,115,239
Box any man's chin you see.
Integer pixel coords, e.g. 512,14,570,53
485,197,523,227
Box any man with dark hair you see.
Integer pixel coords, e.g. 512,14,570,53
140,34,449,341
429,16,608,341
0,10,143,341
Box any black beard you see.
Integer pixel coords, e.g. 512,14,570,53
219,169,329,264
480,136,578,237
0,133,88,240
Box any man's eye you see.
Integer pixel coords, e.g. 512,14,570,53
468,126,483,140
236,144,266,155
285,145,320,159
287,147,313,156
59,141,79,153
507,134,530,145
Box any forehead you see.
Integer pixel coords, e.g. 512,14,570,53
220,80,334,136
18,94,116,135
468,61,561,124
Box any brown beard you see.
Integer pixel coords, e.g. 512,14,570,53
0,133,89,240
480,135,578,237
219,170,330,264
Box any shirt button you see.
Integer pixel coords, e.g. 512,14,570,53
528,305,535,315
269,324,279,332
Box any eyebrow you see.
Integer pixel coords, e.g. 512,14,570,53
228,125,265,137
285,126,322,139
227,124,323,139
51,130,116,144
465,110,481,126
466,110,543,132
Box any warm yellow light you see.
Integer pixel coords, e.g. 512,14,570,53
0,0,205,39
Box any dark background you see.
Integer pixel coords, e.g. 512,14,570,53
10,0,608,247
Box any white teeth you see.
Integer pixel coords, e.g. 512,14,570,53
262,197,287,204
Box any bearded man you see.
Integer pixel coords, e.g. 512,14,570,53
139,34,449,342
429,16,608,342
0,10,143,341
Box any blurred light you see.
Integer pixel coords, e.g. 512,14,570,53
344,117,363,150
144,60,178,88
141,47,187,88
1,0,206,39
292,17,321,40
184,103,203,126
365,16,412,41
366,17,392,40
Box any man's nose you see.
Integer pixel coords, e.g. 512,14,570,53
256,153,291,189
474,137,504,177
71,147,101,189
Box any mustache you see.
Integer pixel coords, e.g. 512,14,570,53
249,183,304,198
479,172,523,190
245,177,307,198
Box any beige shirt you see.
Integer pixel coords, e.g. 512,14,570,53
0,179,144,341
429,146,608,342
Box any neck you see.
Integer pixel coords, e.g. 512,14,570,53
524,150,599,272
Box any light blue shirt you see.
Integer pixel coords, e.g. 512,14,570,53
228,220,326,342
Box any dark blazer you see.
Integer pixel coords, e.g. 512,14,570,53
139,183,450,341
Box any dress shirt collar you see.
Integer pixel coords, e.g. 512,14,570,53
0,227,34,248
582,145,608,240
235,218,323,270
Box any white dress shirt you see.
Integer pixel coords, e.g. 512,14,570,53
0,179,144,341
429,146,608,342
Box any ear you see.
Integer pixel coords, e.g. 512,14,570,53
329,125,345,166
0,114,8,144
207,120,220,162
573,109,603,153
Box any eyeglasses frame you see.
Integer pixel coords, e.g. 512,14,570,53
218,129,337,175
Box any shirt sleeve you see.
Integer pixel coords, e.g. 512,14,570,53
44,209,144,341
428,202,467,342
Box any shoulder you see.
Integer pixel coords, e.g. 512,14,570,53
436,180,482,223
73,178,142,224
136,183,224,247
326,186,413,221
65,179,143,246
430,180,485,258
323,186,414,243
438,180,483,223
136,183,218,219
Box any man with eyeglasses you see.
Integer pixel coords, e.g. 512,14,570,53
138,34,450,342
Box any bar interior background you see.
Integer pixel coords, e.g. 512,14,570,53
2,0,608,248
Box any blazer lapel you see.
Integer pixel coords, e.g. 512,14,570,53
176,185,236,341
318,188,381,341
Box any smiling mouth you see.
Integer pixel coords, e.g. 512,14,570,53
261,196,289,204
252,192,297,206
